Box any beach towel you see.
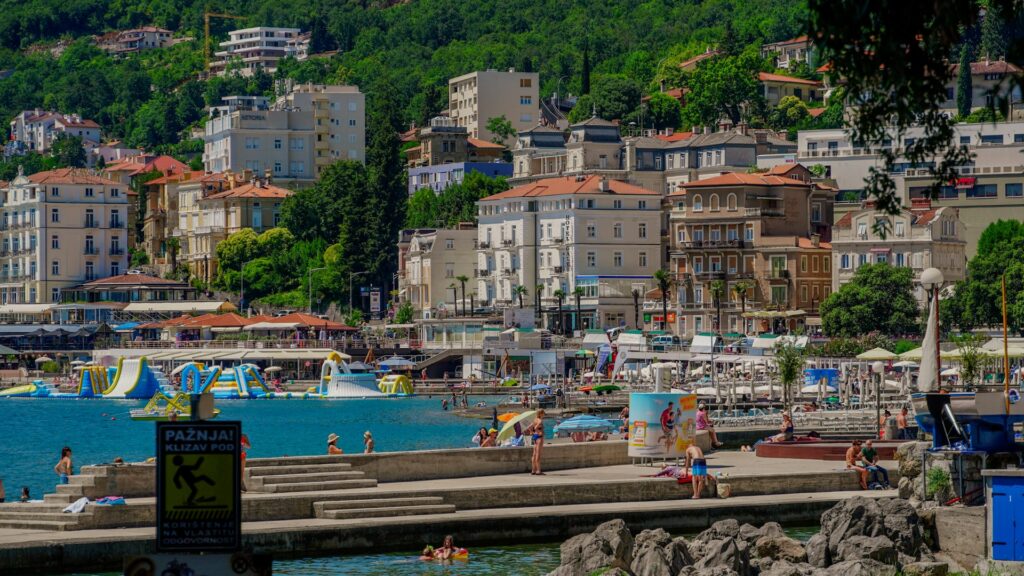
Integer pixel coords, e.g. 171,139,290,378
63,497,89,513
95,496,126,506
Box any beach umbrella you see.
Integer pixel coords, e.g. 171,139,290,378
800,383,837,394
893,361,918,368
530,384,550,391
553,414,615,434
940,367,959,377
69,360,86,366
899,347,924,361
694,386,718,395
574,349,595,358
380,356,416,368
34,356,52,363
263,366,283,373
497,412,519,423
856,347,897,361
498,410,536,442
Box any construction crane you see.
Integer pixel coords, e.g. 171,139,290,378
204,11,247,70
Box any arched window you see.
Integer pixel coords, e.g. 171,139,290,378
693,194,703,212
727,193,737,211
709,194,720,211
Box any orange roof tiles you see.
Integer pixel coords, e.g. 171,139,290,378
834,212,853,228
27,168,122,186
797,237,831,249
268,312,355,330
81,273,187,287
480,175,658,202
758,72,823,87
679,50,720,69
203,181,293,200
671,172,811,193
655,131,694,142
807,107,826,118
467,137,505,150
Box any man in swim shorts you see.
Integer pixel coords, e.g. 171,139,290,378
685,444,707,499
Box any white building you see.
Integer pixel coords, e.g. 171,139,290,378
7,110,100,156
211,27,303,77
476,175,661,331
0,168,130,304
96,27,173,55
203,84,365,183
399,226,478,317
449,69,539,143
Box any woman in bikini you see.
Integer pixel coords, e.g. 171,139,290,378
54,446,73,485
525,409,546,475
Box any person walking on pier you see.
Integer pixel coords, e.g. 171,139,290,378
54,446,73,485
684,444,707,499
525,410,546,475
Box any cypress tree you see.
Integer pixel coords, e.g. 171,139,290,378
581,40,591,95
957,43,973,118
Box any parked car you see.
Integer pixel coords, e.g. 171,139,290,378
650,335,682,351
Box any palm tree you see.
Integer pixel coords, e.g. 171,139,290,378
573,286,585,333
553,289,566,335
733,280,753,334
166,237,180,269
535,282,545,317
653,269,673,334
455,274,469,316
710,280,726,332
513,285,528,309
631,288,642,329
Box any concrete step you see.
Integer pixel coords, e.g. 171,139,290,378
314,497,445,515
0,510,91,522
259,479,377,493
257,471,365,485
247,455,350,467
247,463,352,476
55,484,87,496
44,493,75,504
0,519,78,531
67,474,102,486
320,504,456,520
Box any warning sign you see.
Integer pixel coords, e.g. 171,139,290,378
156,421,241,552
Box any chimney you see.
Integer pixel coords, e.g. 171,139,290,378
703,125,711,135
811,233,820,248
735,122,749,136
753,131,767,144
599,177,610,192
263,168,272,183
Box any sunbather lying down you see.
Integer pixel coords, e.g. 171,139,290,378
645,465,683,478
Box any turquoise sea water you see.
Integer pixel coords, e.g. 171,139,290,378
0,396,498,499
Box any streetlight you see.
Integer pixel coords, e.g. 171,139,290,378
349,270,368,314
308,266,326,315
921,267,944,392
872,361,885,439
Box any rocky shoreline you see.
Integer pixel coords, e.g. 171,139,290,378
547,496,951,576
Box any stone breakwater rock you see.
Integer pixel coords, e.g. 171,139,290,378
629,528,694,576
548,519,634,576
896,441,929,479
819,496,924,567
547,498,935,576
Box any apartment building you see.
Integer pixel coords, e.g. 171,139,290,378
832,199,966,304
942,59,1022,115
172,173,228,284
398,226,478,317
0,168,129,305
449,69,539,142
667,165,834,336
7,110,100,156
761,36,813,70
511,121,795,193
194,175,291,281
476,175,661,331
758,72,823,106
210,27,303,77
95,27,173,55
795,121,1024,256
203,84,365,183
405,116,510,195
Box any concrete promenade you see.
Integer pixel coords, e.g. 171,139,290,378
0,451,897,573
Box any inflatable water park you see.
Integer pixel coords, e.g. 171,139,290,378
0,351,416,400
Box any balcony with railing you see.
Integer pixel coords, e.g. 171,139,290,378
475,269,491,278
83,246,99,256
110,247,125,256
769,269,791,280
744,207,785,217
83,219,98,228
110,218,125,228
477,241,491,250
694,270,726,281
674,239,746,250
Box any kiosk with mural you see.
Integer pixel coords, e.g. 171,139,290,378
628,392,698,458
